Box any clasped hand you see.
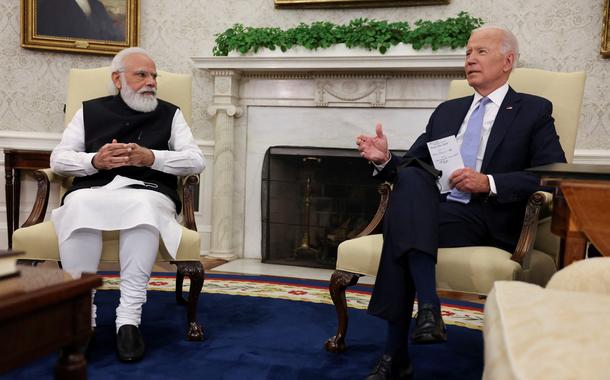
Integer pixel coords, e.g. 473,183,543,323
93,139,154,170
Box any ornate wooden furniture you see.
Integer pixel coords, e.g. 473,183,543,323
11,67,205,341
530,163,610,267
0,264,102,379
3,149,51,249
324,68,587,353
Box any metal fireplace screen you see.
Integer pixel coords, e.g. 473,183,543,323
261,146,382,269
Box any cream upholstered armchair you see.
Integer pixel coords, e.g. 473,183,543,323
13,67,205,341
324,68,586,352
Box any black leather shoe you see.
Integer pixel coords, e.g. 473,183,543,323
364,354,413,380
412,303,447,344
116,325,146,362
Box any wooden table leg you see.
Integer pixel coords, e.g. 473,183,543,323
55,345,87,380
559,236,587,269
5,167,14,249
13,169,21,238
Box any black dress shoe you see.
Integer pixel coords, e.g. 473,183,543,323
412,303,447,344
364,354,413,380
116,324,146,362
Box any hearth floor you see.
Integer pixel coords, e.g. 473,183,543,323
211,258,375,285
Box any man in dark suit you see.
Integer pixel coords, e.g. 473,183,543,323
357,26,566,380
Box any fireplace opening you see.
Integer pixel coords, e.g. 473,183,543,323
261,146,386,269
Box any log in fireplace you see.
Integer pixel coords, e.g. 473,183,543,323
261,146,385,269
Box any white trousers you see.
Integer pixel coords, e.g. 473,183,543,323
59,225,159,332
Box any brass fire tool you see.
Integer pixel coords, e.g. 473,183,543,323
293,157,321,258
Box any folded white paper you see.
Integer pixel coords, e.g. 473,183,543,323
427,136,464,193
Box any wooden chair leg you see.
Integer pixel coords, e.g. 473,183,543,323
175,261,205,341
324,270,361,353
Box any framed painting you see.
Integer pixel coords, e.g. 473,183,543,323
21,0,139,55
602,0,610,58
275,0,449,8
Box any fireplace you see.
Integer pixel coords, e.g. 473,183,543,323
192,52,464,260
261,146,382,268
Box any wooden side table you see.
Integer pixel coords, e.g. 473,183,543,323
0,263,102,379
4,149,51,248
528,163,610,268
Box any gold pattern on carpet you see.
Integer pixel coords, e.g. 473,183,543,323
101,275,483,330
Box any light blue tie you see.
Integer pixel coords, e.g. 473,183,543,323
447,97,491,204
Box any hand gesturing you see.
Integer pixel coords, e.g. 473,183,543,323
356,123,390,165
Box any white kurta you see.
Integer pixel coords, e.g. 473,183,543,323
50,107,205,259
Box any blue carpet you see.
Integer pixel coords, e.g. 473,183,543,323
2,276,483,380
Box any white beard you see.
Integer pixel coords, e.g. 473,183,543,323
119,76,158,113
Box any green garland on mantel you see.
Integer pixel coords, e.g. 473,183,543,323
213,11,483,56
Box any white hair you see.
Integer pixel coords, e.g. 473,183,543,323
472,25,520,68
110,47,153,73
109,47,154,94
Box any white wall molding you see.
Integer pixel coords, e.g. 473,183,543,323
0,131,63,151
572,149,610,164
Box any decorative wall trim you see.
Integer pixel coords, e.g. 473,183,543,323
572,149,610,164
315,78,387,106
192,52,465,73
241,72,465,80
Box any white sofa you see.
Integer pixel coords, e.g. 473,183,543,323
483,257,610,380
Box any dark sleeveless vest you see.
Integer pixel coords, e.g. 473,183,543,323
63,95,182,212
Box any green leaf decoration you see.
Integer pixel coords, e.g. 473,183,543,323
212,12,483,56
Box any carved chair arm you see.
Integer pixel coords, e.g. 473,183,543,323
510,191,554,264
181,174,200,231
21,169,69,228
354,182,391,238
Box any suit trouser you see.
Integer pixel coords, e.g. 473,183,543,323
59,225,159,331
368,166,490,322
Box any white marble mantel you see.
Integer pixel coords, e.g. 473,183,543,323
192,51,466,260
192,50,465,72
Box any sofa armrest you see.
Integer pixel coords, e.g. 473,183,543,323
546,257,610,294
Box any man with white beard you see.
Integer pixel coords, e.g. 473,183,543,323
50,47,205,362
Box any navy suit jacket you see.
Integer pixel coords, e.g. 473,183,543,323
378,86,567,251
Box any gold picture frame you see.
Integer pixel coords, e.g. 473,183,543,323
275,0,449,8
21,0,139,56
602,0,610,58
